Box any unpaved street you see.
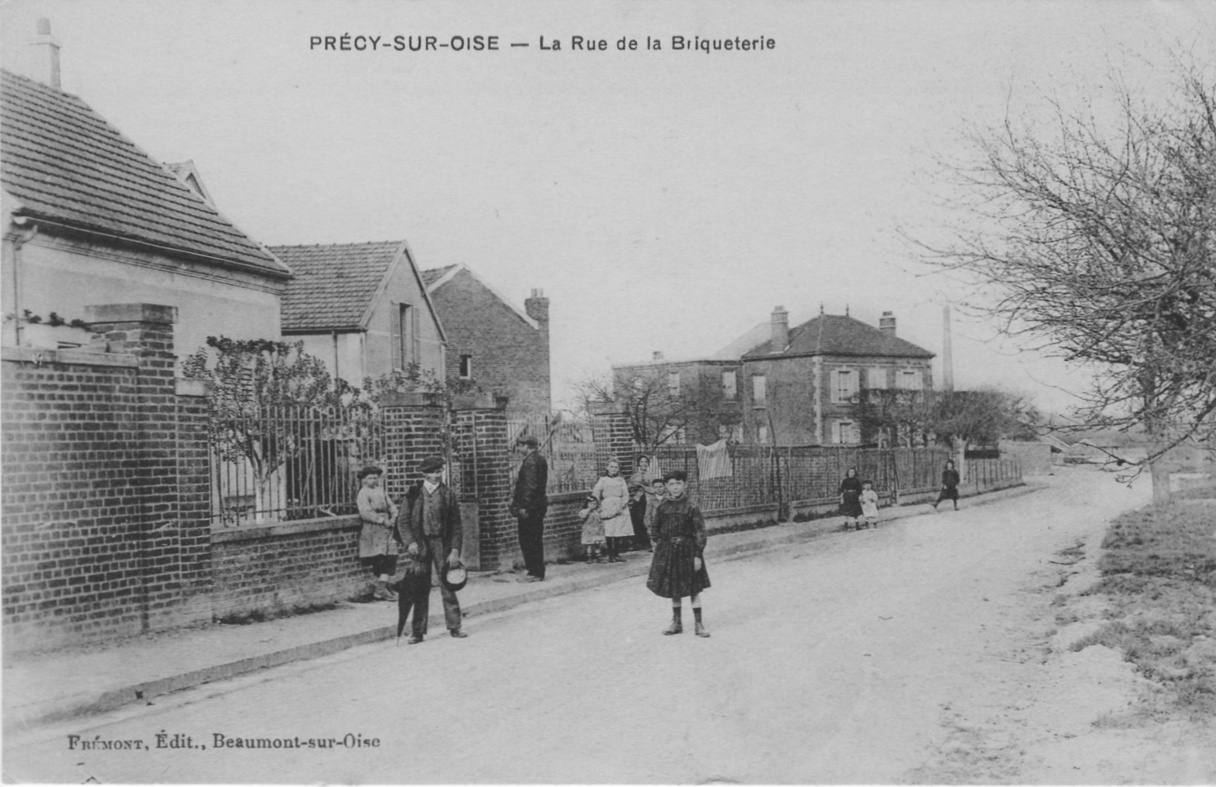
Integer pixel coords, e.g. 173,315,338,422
5,466,1212,783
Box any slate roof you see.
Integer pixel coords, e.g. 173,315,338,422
273,241,404,331
742,313,934,359
0,70,287,278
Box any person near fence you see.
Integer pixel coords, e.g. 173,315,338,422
357,466,399,601
593,458,633,563
933,459,961,511
838,466,863,530
394,455,467,642
647,469,711,638
860,479,879,528
627,455,654,552
511,434,549,582
578,495,606,562
643,476,667,533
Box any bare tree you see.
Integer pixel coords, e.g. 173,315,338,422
573,367,736,453
919,63,1216,501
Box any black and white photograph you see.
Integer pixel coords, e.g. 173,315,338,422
2,0,1214,783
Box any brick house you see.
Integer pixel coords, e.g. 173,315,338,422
421,264,551,417
1,68,291,359
613,306,935,446
738,307,935,445
272,241,446,386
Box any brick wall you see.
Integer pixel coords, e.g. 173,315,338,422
211,517,367,619
429,269,551,416
1,304,212,654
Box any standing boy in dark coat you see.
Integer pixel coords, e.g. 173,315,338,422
510,434,549,582
394,455,466,643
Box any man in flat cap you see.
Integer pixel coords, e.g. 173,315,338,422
394,455,466,642
510,434,548,582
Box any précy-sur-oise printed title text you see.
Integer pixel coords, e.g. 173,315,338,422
309,34,776,54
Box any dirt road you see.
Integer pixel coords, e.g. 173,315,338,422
4,465,1212,783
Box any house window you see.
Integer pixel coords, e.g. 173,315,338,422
758,424,770,444
833,369,858,403
752,375,766,406
722,370,737,401
867,367,886,390
668,372,681,396
898,369,923,391
459,354,472,379
393,303,416,371
833,420,859,444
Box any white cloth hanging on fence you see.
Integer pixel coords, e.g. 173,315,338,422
696,439,732,481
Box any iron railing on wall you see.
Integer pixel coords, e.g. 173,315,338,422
209,405,385,526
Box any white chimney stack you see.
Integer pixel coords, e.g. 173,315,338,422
29,18,62,90
770,305,789,352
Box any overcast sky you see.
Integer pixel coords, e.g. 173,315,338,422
3,0,1212,415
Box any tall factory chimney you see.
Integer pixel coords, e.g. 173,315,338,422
942,304,955,392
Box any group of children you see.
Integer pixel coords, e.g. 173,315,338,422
578,475,666,562
838,467,881,530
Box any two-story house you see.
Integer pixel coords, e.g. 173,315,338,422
273,241,445,386
613,306,935,446
739,307,935,445
422,264,551,418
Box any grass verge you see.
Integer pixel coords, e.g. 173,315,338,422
1075,503,1216,717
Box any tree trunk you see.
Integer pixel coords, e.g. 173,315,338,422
1149,441,1174,506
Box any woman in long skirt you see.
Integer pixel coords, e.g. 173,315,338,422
838,466,863,530
647,469,711,638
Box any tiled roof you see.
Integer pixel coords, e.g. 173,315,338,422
742,313,934,359
274,241,403,331
420,264,457,287
0,70,287,277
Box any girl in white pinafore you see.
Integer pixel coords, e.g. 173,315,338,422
592,458,632,563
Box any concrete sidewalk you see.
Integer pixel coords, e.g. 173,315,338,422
1,484,1039,735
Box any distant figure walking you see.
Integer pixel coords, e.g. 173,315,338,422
627,455,654,552
511,434,549,582
838,466,863,530
593,458,632,563
356,466,399,601
647,470,711,638
933,459,961,511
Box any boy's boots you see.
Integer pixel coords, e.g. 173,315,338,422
694,608,710,638
663,606,683,635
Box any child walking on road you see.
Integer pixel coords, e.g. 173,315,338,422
933,460,961,511
647,470,711,638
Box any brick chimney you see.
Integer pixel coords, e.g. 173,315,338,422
524,288,549,329
770,306,789,352
880,310,896,337
28,19,62,90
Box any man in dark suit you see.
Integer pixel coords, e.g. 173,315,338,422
510,434,548,582
394,455,467,643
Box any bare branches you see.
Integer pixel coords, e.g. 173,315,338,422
918,62,1216,462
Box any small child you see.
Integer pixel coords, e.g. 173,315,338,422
860,479,879,528
578,495,606,562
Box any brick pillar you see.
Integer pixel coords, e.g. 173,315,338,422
589,401,636,475
84,304,201,631
175,378,213,621
380,392,446,502
453,394,511,571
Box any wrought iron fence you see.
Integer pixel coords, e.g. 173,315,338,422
209,404,386,526
507,413,600,495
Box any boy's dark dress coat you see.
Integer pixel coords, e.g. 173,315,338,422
647,496,710,599
938,467,961,502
